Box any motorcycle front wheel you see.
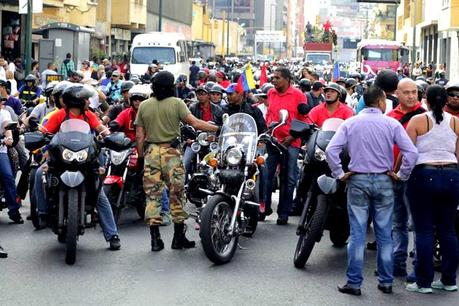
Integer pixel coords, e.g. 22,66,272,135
65,189,79,265
293,194,329,268
200,194,238,265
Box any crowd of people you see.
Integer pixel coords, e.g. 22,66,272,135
0,53,458,297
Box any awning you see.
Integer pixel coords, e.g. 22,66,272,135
33,22,95,35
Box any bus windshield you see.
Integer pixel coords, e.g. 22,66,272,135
131,47,176,64
306,53,331,65
362,48,398,61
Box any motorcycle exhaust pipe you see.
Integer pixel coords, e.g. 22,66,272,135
245,179,256,191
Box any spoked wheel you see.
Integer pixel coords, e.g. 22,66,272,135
65,189,79,265
293,194,329,268
200,195,238,265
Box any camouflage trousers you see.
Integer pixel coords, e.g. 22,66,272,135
143,145,188,226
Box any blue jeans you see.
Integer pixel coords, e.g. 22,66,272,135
392,181,409,272
183,146,196,183
0,153,19,216
161,187,169,213
264,146,299,219
407,166,459,288
346,174,394,288
35,165,118,241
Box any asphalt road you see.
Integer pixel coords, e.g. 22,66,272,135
1,198,458,306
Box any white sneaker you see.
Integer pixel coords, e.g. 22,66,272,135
432,280,458,292
406,283,433,294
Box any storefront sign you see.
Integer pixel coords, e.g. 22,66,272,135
46,74,63,84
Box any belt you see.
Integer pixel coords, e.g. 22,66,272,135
416,163,458,170
353,172,388,175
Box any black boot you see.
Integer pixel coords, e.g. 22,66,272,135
171,223,195,249
150,226,164,252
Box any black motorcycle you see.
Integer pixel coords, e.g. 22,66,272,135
25,119,130,265
291,118,350,268
199,111,287,265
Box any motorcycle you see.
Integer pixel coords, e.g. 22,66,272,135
291,118,350,268
199,111,288,265
102,138,145,224
24,119,131,265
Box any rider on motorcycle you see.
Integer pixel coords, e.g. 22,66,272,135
17,74,41,107
103,80,134,125
0,95,22,224
34,84,121,250
105,71,123,104
24,81,59,128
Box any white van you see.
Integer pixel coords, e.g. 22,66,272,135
130,32,189,80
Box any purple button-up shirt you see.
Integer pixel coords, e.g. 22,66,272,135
325,107,418,181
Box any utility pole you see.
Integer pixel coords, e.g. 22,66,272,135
24,0,33,76
411,0,417,65
158,0,163,31
222,11,226,56
226,0,233,57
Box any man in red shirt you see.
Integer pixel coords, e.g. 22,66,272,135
115,85,151,142
307,82,354,127
264,67,308,224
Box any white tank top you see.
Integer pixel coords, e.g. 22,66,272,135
416,111,458,165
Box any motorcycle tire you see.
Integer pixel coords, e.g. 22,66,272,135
103,184,123,224
293,194,329,268
200,194,238,265
65,189,79,265
329,227,349,248
29,167,40,230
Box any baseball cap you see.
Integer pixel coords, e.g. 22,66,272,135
312,81,324,90
111,70,120,77
226,83,243,94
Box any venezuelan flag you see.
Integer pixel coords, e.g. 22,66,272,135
236,63,256,93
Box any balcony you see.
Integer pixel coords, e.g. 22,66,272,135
111,0,146,30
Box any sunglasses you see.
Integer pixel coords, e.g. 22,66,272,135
448,92,459,98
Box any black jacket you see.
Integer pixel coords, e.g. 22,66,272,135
189,101,224,126
223,99,267,134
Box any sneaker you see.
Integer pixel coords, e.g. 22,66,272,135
9,212,24,224
109,235,121,251
431,280,458,292
406,283,432,294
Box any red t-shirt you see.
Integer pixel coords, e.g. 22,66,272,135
42,108,101,134
266,86,307,148
115,107,137,141
387,102,424,162
307,102,354,128
201,103,212,122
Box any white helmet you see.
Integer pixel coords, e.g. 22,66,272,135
128,84,152,100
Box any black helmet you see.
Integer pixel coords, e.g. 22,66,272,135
152,70,174,87
416,76,427,82
62,84,95,109
338,85,347,103
298,78,312,91
25,74,36,82
374,69,399,92
44,81,59,97
415,81,427,101
209,84,225,94
120,80,135,93
130,75,141,85
323,82,341,95
349,72,361,80
204,81,216,93
52,81,73,97
345,78,357,89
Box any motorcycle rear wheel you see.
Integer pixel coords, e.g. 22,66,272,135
293,194,329,268
200,194,238,265
65,189,79,265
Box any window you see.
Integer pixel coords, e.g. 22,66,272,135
306,53,331,65
362,48,398,61
131,47,176,64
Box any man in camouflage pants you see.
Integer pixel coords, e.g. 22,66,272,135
136,71,218,251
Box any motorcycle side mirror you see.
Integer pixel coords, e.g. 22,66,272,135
5,121,18,130
24,131,47,151
222,113,229,125
279,109,288,124
289,119,312,139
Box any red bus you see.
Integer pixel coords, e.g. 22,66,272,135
356,39,409,75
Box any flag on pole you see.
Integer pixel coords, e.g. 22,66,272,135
332,62,340,82
235,63,257,93
259,64,268,86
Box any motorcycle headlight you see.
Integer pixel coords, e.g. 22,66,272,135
62,148,89,162
226,148,243,166
314,147,326,162
197,132,209,146
209,142,219,152
191,142,201,153
110,150,129,166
